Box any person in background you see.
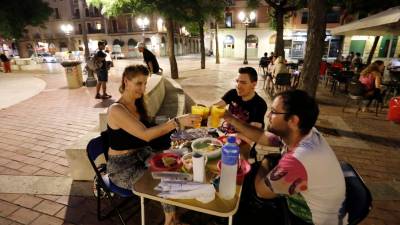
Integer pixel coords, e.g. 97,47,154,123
351,52,363,71
272,56,288,79
259,52,269,74
359,60,384,112
0,54,11,73
227,89,345,225
95,41,112,99
107,65,201,225
214,67,267,159
346,51,354,62
137,42,163,75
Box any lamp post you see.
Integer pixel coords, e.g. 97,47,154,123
136,17,149,40
60,24,74,51
238,11,256,64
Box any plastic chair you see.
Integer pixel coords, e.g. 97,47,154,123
86,135,137,225
339,161,372,225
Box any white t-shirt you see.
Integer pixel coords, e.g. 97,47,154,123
265,128,346,225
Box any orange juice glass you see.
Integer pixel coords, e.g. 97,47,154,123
210,106,225,128
191,105,204,128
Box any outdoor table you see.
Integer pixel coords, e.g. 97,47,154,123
132,144,250,225
382,81,400,105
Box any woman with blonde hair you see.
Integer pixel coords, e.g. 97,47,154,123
107,65,201,225
272,56,288,78
359,60,384,111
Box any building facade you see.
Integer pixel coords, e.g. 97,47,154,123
17,0,201,58
205,0,343,61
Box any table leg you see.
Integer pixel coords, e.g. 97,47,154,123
140,196,145,225
228,215,233,225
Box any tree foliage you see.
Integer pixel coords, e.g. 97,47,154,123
0,0,53,40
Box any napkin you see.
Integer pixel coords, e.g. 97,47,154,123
156,180,215,203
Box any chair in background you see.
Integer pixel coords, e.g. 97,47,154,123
325,67,342,89
271,73,292,96
339,161,372,225
331,71,355,95
343,81,382,117
87,136,138,225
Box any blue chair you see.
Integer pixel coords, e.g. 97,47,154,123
340,161,372,225
86,135,137,225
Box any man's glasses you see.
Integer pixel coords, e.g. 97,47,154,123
269,109,289,115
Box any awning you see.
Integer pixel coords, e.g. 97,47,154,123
331,6,400,36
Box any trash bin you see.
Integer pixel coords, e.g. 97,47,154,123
61,61,83,89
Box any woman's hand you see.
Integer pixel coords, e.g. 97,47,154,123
176,114,202,128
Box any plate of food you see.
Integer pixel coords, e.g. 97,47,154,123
170,128,211,149
149,153,182,172
191,137,223,159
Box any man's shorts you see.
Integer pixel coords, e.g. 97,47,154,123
96,70,108,82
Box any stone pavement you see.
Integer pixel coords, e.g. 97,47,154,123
0,56,399,225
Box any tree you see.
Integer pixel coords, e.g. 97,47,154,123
0,0,52,57
78,0,90,62
0,0,52,40
88,0,193,79
184,0,227,69
298,0,327,97
248,0,305,58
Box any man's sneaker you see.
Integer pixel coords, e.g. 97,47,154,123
102,94,112,99
95,93,102,99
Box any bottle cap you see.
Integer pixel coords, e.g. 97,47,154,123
227,136,236,144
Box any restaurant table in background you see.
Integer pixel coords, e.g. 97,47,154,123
382,80,400,106
132,144,251,225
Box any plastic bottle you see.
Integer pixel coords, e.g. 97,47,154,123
219,136,240,200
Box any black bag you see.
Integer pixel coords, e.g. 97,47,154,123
348,81,366,96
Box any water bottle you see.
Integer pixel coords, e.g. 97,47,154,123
219,136,240,200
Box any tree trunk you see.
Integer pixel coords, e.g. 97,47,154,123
79,0,89,61
299,0,327,97
199,20,205,69
366,36,380,65
215,21,220,64
275,9,285,58
166,18,179,79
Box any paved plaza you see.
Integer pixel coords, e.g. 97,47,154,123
0,56,399,225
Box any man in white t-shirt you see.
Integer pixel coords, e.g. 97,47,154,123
225,90,345,225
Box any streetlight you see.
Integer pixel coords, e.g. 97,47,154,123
136,17,149,40
60,24,74,51
238,11,256,64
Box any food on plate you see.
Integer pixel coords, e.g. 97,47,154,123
162,156,178,168
191,138,223,159
193,139,221,152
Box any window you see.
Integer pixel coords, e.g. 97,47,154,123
54,8,60,19
87,23,92,32
225,12,233,28
85,8,89,17
301,12,308,24
74,9,80,19
378,36,398,57
326,11,340,23
78,24,82,34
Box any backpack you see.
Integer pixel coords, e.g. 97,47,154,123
86,57,102,71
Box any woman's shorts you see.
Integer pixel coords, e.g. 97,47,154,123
107,147,153,189
96,70,108,82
